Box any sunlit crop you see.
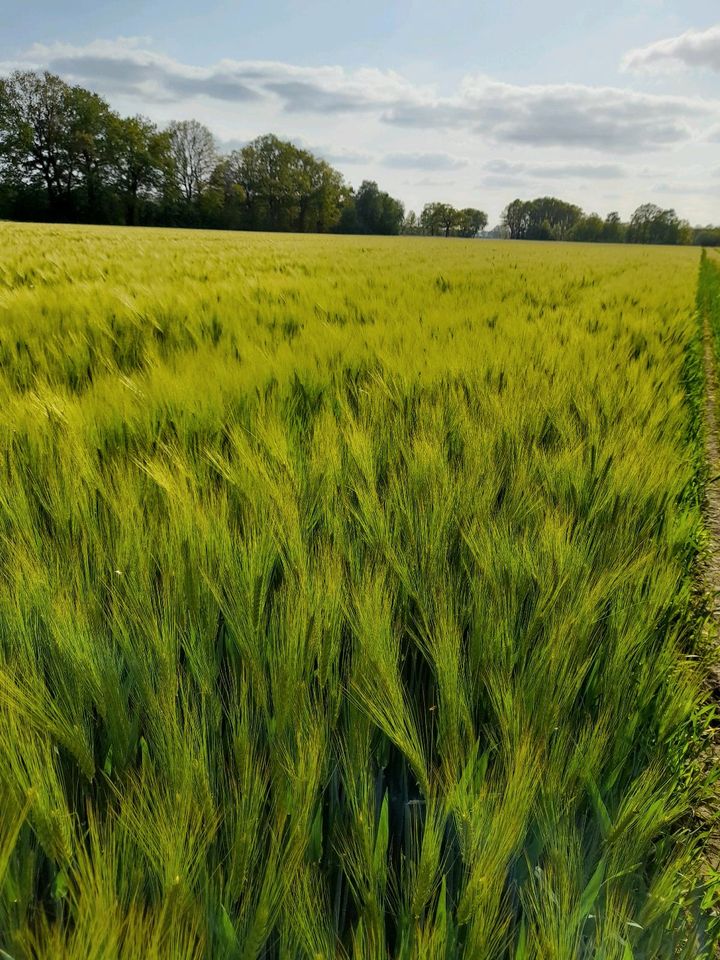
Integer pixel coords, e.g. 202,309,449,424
0,223,717,958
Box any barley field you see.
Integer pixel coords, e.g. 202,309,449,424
0,223,718,958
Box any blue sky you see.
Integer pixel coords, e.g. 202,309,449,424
2,0,719,223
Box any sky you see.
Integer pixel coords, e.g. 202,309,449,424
1,0,719,225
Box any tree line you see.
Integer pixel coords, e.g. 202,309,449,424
403,203,488,238
1,70,717,244
0,70,413,234
500,196,720,246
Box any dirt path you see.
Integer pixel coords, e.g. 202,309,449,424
704,322,720,629
702,316,720,879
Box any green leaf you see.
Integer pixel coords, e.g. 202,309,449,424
373,791,389,877
434,875,447,939
514,917,528,960
586,775,612,841
52,868,69,901
217,905,239,951
309,804,323,862
579,858,606,922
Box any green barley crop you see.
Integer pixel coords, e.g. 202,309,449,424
0,222,718,958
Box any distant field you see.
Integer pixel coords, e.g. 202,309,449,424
0,223,716,958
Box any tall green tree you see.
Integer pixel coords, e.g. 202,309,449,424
233,134,297,229
401,210,419,234
111,115,171,225
627,203,682,245
420,202,443,236
167,119,217,205
603,211,626,243
437,202,460,238
457,207,488,238
0,71,83,211
70,87,118,217
205,155,247,229
226,134,349,232
419,202,487,238
296,153,346,233
503,197,582,241
502,199,531,239
570,213,605,243
350,180,405,235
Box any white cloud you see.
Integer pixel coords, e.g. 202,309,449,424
285,137,375,165
4,38,717,154
380,152,469,170
317,147,375,165
385,77,710,152
623,24,720,73
407,177,455,189
652,180,715,197
483,159,626,181
10,39,425,111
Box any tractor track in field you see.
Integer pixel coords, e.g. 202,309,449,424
702,311,720,889
700,274,720,956
704,317,720,692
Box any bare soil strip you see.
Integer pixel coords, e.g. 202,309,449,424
702,317,720,879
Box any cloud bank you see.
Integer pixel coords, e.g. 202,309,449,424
623,24,720,74
483,159,627,182
3,38,716,154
